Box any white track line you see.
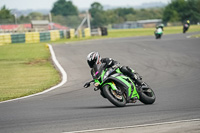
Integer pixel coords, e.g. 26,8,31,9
186,35,191,38
64,119,200,133
0,44,67,104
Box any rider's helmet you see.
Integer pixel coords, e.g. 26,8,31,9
87,52,101,68
160,24,164,27
187,20,190,24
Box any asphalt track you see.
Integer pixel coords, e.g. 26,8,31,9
0,33,200,133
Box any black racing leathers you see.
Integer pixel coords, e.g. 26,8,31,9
85,58,143,88
101,58,143,86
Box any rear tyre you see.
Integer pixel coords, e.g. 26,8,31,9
183,27,188,33
102,85,126,107
155,34,160,39
138,82,156,104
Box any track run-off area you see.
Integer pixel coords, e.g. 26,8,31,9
0,32,200,133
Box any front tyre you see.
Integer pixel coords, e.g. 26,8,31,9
138,82,156,104
102,85,126,107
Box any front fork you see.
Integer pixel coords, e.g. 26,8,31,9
94,81,121,99
103,82,122,95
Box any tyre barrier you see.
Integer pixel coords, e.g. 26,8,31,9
11,34,25,43
0,34,12,44
0,28,93,44
40,32,50,42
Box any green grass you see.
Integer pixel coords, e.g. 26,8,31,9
0,43,60,101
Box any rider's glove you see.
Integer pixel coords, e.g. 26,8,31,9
84,82,90,88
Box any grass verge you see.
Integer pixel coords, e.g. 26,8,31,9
0,43,61,102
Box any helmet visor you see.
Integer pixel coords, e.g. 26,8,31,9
88,59,96,68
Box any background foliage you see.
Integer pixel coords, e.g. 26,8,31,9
0,0,199,27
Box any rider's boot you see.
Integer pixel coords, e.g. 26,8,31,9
128,96,138,103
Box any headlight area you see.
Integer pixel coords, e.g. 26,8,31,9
94,79,101,87
94,81,100,91
94,82,100,87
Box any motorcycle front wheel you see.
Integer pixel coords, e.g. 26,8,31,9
138,82,156,104
102,85,126,107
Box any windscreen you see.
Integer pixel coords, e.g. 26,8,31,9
92,63,106,79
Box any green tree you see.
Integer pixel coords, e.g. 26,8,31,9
163,6,180,22
0,5,14,24
104,10,120,24
113,8,136,21
163,0,200,23
91,12,107,27
89,2,164,27
114,8,136,17
28,12,43,20
89,2,103,17
51,0,78,16
186,0,200,23
18,15,30,24
89,2,107,27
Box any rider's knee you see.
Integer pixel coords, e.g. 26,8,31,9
120,66,133,76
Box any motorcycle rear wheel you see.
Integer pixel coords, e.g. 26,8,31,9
102,85,126,107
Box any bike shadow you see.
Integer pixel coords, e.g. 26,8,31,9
72,103,145,110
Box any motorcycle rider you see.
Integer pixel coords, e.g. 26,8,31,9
185,20,190,27
156,24,164,31
154,24,164,37
183,20,190,33
84,51,143,88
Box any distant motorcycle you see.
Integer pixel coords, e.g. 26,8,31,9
154,28,163,39
183,24,189,33
84,63,156,107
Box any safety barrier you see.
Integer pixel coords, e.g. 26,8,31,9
84,28,91,37
78,29,82,38
59,31,64,38
25,32,40,43
0,28,93,44
40,32,50,42
50,30,60,41
69,29,75,38
0,34,12,44
11,34,25,43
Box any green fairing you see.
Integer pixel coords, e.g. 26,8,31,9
116,68,122,73
101,69,106,83
94,66,139,99
116,76,139,99
94,79,100,84
103,82,117,91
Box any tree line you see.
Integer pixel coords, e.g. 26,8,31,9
0,0,199,27
163,0,200,24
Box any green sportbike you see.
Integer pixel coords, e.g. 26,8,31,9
154,28,163,39
84,63,156,107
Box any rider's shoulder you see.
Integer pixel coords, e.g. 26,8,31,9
101,57,112,61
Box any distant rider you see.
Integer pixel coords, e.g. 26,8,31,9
185,20,190,27
156,24,164,31
183,20,190,33
84,52,143,88
155,24,164,33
